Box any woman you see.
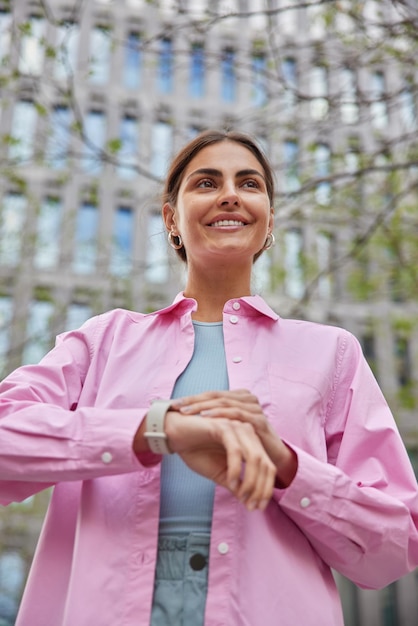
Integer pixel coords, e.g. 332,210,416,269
1,130,418,626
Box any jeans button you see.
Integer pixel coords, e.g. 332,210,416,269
189,553,207,571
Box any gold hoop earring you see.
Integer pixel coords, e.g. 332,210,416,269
263,232,275,251
168,231,183,250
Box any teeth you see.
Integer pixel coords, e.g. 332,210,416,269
210,220,245,227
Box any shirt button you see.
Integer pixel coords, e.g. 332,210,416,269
101,451,113,464
232,302,241,310
217,542,229,555
229,315,238,324
232,356,242,363
300,497,311,508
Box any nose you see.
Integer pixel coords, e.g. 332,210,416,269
217,181,240,207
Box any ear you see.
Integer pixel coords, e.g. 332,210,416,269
268,207,274,232
162,203,177,233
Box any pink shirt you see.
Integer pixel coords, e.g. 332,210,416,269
1,293,418,626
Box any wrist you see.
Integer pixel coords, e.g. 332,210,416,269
144,399,173,455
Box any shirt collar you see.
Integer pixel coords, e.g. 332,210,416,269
146,292,279,322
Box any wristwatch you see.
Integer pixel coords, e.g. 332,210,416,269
144,399,173,455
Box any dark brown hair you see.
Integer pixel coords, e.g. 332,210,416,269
163,129,275,262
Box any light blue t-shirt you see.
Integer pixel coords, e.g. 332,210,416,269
159,321,229,536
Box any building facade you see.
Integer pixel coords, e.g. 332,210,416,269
0,0,417,624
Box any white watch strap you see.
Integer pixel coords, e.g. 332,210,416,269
144,399,172,455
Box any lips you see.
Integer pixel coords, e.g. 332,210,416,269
209,219,246,227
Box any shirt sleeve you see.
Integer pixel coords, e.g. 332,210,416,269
274,330,418,589
0,316,153,505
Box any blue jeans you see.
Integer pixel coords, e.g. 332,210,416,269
150,534,210,626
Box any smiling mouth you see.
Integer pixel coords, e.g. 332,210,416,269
209,220,246,227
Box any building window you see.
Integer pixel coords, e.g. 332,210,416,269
46,105,71,169
284,228,304,299
66,303,92,331
0,551,26,625
18,15,46,76
89,26,112,84
54,21,79,79
73,202,98,274
117,114,139,179
9,100,37,163
110,206,134,276
370,71,388,129
23,300,55,365
310,65,328,120
189,43,205,98
158,38,173,93
82,110,106,174
151,121,173,178
340,67,359,124
283,140,299,193
395,337,411,389
124,31,142,89
361,333,377,376
316,231,333,298
0,193,26,266
251,51,267,107
282,57,297,110
145,212,169,284
35,197,63,269
315,143,331,205
400,83,417,131
0,10,11,62
0,296,12,376
221,48,236,102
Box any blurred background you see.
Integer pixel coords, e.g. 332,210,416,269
0,1,417,624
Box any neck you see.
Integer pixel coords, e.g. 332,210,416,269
184,262,252,322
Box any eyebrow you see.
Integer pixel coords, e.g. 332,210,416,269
186,167,266,182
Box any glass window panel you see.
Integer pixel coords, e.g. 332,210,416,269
0,10,11,62
315,144,331,205
251,53,267,107
400,87,417,131
0,193,26,266
279,0,298,34
189,43,205,98
124,32,141,89
221,48,236,102
22,300,54,365
370,71,388,128
46,105,71,169
18,15,46,76
340,68,359,124
395,337,411,388
249,0,268,30
284,229,304,299
151,121,173,178
35,197,62,269
65,303,92,331
54,22,79,78
158,38,173,93
283,140,299,193
117,115,139,179
0,295,13,375
73,202,98,274
82,110,106,174
89,26,112,84
110,206,134,276
9,100,37,163
145,213,169,284
282,57,297,110
310,66,328,120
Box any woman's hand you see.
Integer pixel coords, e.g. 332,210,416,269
170,390,298,488
164,410,276,511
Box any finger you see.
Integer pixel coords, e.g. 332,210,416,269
228,422,276,511
171,389,255,410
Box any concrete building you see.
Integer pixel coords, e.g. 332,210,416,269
0,1,417,624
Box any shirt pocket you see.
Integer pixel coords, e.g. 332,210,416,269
266,363,328,458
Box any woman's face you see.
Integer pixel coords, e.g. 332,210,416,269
163,141,274,267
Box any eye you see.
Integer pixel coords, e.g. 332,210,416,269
197,178,216,188
242,179,259,188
